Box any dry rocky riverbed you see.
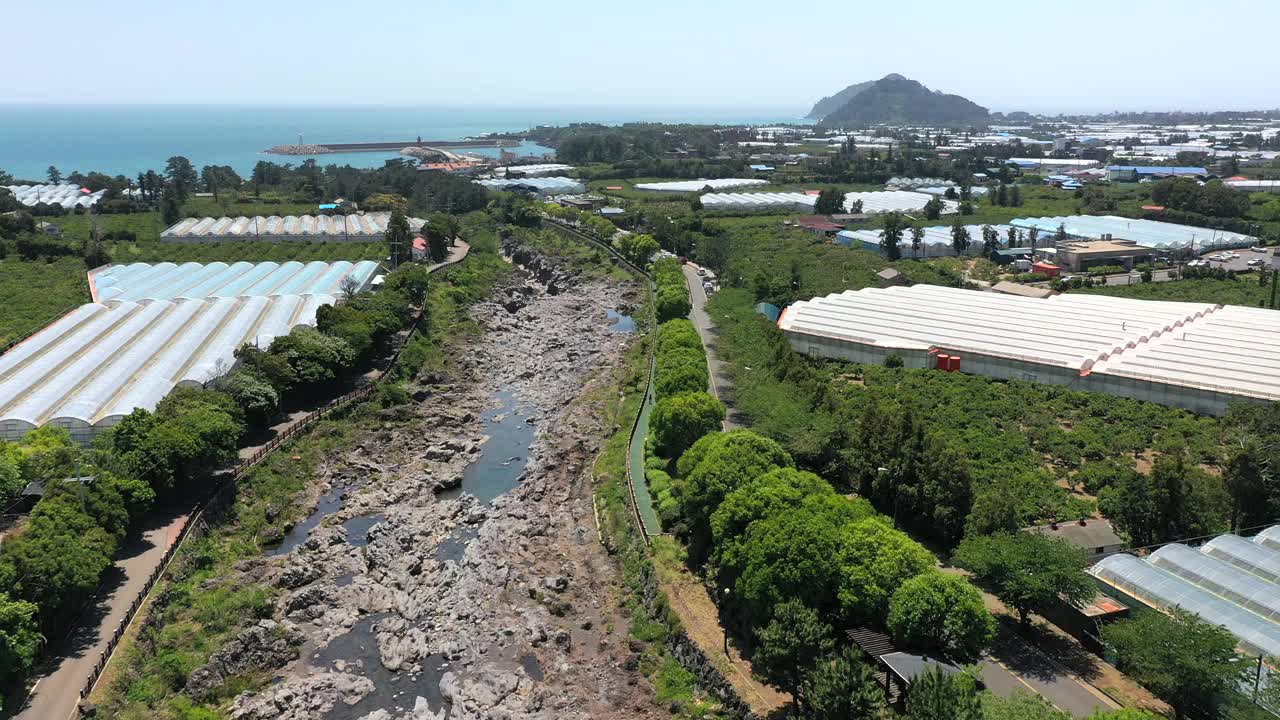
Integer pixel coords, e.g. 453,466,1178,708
198,250,662,720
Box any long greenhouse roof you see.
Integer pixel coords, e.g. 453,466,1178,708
634,178,768,192
842,225,1015,249
1009,215,1255,249
779,285,1280,402
843,190,958,215
91,260,378,302
474,177,584,193
1091,552,1280,658
0,294,332,441
161,212,423,238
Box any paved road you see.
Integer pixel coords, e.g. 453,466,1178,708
681,264,742,430
13,511,188,720
983,626,1115,717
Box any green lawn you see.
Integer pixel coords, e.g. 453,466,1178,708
1075,276,1275,307
0,257,91,347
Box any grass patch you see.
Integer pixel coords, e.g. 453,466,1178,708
1074,275,1274,307
0,256,90,346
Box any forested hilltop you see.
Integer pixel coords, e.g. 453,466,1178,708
811,74,990,126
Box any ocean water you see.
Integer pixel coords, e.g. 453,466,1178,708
0,105,804,181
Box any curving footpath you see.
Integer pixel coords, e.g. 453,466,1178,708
10,243,469,720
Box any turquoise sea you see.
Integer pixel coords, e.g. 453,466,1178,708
0,105,805,181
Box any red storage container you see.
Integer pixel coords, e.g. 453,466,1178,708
936,353,950,370
950,355,962,372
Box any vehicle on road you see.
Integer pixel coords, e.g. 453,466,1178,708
1248,259,1264,266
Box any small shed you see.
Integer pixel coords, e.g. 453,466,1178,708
876,268,905,287
1025,518,1125,557
599,207,625,217
19,475,96,511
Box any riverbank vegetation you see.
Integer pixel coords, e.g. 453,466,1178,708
90,218,508,719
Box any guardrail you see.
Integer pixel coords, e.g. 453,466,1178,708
73,247,470,706
543,218,657,542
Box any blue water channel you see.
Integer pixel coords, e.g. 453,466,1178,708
606,309,636,333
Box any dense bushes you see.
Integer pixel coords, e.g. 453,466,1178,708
653,258,691,322
663,429,995,698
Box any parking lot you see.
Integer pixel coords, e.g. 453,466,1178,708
1196,247,1274,272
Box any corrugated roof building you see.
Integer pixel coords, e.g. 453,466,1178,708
777,284,1280,415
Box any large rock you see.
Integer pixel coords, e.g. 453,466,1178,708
186,620,303,699
231,672,374,720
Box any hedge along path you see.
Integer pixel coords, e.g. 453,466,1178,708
544,217,661,537
70,241,470,717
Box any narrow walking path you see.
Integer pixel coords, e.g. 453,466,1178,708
13,511,188,720
680,264,742,430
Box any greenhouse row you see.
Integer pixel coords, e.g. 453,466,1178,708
843,190,958,215
1009,215,1256,251
633,178,768,193
161,212,424,241
0,294,332,443
92,260,379,302
1090,532,1280,658
885,177,954,189
489,163,574,177
474,176,585,194
4,183,106,209
916,185,989,197
699,192,817,212
838,225,1015,257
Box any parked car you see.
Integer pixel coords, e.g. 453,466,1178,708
1248,259,1264,266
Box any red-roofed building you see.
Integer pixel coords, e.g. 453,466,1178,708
1031,261,1060,277
795,216,843,236
412,236,428,261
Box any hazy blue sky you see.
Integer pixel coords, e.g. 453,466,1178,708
4,0,1275,113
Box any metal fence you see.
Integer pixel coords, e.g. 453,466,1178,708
73,249,470,703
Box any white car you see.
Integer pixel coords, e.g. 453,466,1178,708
1248,259,1264,266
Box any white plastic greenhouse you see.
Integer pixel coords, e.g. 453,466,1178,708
1090,552,1280,658
3,183,105,209
0,294,332,443
161,212,424,242
1257,526,1280,553
699,192,816,212
1009,215,1256,252
92,260,379,302
1149,543,1280,623
1202,534,1280,585
633,178,768,193
475,177,585,194
842,190,957,215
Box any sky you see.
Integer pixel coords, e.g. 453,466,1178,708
3,0,1277,114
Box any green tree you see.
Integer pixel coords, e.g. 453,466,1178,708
386,206,413,267
910,224,925,259
924,197,943,220
616,233,660,267
46,166,61,184
950,220,971,256
907,666,982,720
882,212,905,260
835,518,935,622
887,572,995,662
799,647,886,720
164,156,197,203
677,430,793,564
161,187,182,227
651,392,725,459
269,325,357,391
953,532,1094,626
655,285,692,323
1103,609,1247,719
966,478,1022,535
655,346,709,399
732,506,847,625
0,592,41,697
752,599,834,695
1098,454,1227,546
982,224,1000,259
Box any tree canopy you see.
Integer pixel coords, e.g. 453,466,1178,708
954,532,1094,626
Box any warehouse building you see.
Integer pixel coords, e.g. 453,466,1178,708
1057,239,1157,272
777,284,1280,415
1090,530,1280,659
0,260,375,443
634,178,769,193
161,212,425,242
1106,165,1208,182
1010,215,1255,252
